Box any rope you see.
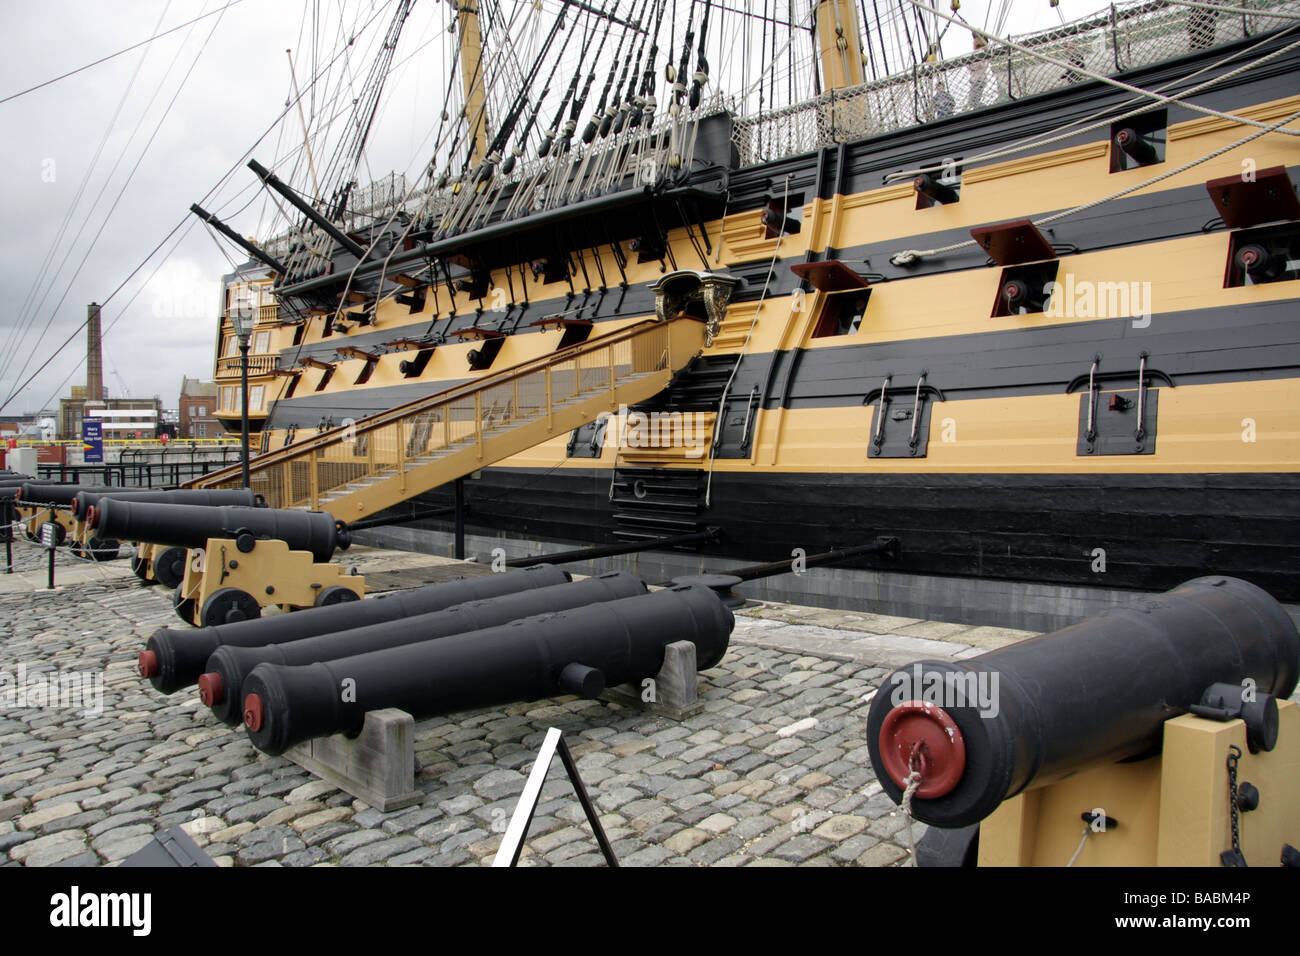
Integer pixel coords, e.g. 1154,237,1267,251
0,0,399,416
900,770,922,866
890,104,1300,265
285,1,544,345
0,0,248,105
1067,826,1091,866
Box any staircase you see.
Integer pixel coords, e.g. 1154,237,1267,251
189,318,705,522
606,353,740,544
708,299,762,352
609,467,710,543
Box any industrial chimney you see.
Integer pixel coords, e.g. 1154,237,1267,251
86,302,103,401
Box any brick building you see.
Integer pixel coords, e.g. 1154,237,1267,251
58,392,162,441
179,378,219,439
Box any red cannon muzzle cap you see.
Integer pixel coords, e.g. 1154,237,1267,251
197,672,224,706
86,505,100,529
877,700,967,799
137,650,158,678
243,693,264,731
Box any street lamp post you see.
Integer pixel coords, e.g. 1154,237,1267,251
229,304,255,489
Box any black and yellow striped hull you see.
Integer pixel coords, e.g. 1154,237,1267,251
242,28,1300,620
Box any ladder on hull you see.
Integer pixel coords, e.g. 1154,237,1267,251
189,318,705,523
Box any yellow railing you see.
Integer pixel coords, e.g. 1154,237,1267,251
216,353,279,377
11,438,239,447
189,318,703,519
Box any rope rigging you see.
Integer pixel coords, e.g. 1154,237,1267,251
0,0,400,415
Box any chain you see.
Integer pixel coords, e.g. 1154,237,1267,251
1221,744,1247,866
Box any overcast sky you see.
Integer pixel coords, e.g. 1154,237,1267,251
0,0,1102,416
0,0,452,416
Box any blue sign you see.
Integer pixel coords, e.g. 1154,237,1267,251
82,420,103,463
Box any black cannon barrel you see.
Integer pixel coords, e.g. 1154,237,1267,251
140,563,571,692
242,584,734,755
89,499,345,561
0,482,32,500
865,577,1300,829
18,482,118,505
71,487,262,519
200,571,648,724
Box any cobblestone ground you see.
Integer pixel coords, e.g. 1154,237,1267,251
0,540,1038,867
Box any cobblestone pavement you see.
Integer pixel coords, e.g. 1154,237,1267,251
0,540,1040,867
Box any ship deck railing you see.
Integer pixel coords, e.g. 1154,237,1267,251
730,0,1300,167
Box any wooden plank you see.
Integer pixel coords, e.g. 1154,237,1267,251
1205,166,1300,228
970,218,1057,266
790,259,871,291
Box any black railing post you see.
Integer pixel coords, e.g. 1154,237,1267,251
454,478,466,560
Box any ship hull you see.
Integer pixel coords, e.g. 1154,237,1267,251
373,466,1300,608
202,24,1300,628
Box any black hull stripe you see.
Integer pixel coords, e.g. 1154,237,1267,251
398,467,1300,602
763,298,1300,409
266,296,1299,425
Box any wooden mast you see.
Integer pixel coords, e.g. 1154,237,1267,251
455,0,490,165
814,0,867,90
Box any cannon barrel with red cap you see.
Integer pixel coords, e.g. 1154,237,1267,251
70,487,263,520
0,477,36,497
198,571,648,724
1113,127,1159,166
87,498,347,563
865,577,1300,829
139,563,572,693
72,489,265,563
16,481,119,506
240,584,734,756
